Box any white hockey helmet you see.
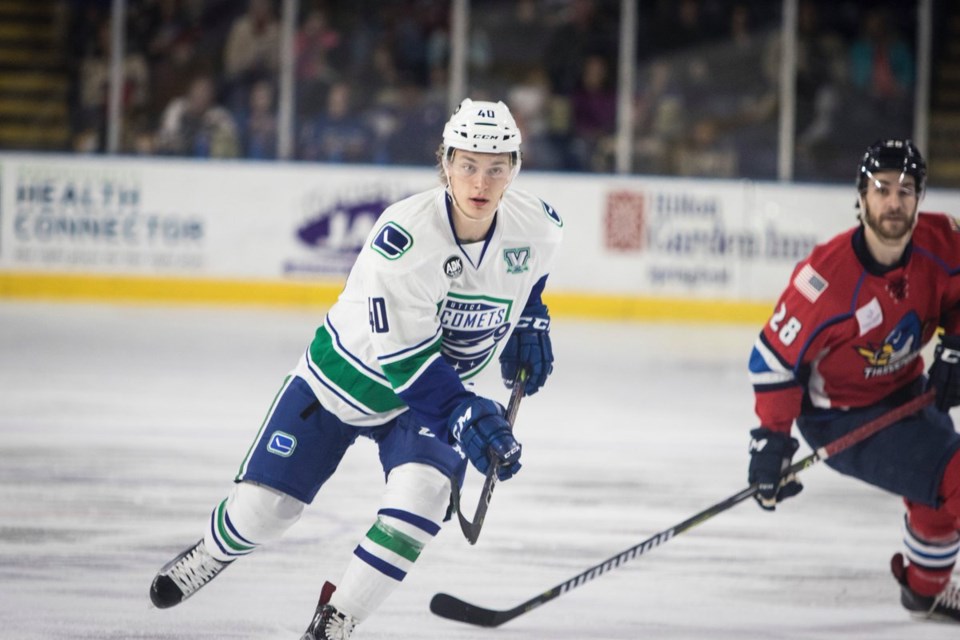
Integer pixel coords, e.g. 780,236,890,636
442,98,522,158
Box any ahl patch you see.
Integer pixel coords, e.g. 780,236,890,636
503,247,530,274
371,222,413,260
792,264,828,303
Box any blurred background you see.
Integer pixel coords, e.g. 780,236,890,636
0,0,952,185
7,7,960,635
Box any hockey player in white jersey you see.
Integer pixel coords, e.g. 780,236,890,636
149,98,563,639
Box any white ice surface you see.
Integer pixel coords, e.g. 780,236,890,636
0,300,956,639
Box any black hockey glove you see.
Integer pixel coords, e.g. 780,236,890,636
449,396,522,481
748,427,803,511
500,303,554,396
928,335,960,412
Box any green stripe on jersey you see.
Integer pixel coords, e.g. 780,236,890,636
380,335,443,390
308,326,405,413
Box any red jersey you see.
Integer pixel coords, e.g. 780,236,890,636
748,213,960,434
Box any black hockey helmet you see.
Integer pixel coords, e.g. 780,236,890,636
857,139,926,194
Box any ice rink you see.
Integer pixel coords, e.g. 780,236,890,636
2,299,958,640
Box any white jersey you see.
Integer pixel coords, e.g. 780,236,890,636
293,186,564,429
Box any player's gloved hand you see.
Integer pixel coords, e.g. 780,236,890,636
928,335,960,412
500,303,553,396
748,427,803,511
449,396,522,481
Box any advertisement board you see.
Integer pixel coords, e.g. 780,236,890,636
3,154,960,319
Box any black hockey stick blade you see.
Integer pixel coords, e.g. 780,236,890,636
432,389,934,626
454,368,527,544
429,591,528,628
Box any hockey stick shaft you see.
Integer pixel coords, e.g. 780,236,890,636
453,368,528,544
431,388,935,626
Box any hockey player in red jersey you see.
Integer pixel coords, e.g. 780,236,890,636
748,139,960,623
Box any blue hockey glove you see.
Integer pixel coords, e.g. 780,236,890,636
928,335,960,412
500,303,554,396
748,427,803,511
449,396,522,481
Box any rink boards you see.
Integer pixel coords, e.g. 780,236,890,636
4,153,960,322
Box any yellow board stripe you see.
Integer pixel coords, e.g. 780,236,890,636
0,272,344,307
545,292,773,324
0,271,773,324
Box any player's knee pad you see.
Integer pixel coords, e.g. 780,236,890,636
205,481,305,560
378,463,450,542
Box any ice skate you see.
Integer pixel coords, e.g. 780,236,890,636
301,581,358,640
891,552,960,623
149,539,232,609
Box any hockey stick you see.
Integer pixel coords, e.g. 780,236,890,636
452,368,528,545
431,388,936,627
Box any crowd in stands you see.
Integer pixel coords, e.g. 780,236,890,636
64,0,917,183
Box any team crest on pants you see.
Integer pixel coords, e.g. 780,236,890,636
267,431,297,457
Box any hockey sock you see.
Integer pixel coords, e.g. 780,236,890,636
903,505,960,597
204,481,305,562
940,448,960,526
330,463,449,621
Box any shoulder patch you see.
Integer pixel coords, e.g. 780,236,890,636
792,263,828,303
503,247,531,274
541,200,563,227
371,222,413,260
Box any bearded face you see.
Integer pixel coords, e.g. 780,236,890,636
860,169,920,243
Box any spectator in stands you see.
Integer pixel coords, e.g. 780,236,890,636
223,0,280,112
793,0,850,179
673,118,738,178
632,59,685,174
155,74,240,158
383,80,446,166
570,53,617,172
847,4,915,138
507,67,561,170
652,0,719,53
297,81,371,163
542,0,617,96
137,0,203,123
849,6,914,104
76,17,150,152
295,5,343,120
239,79,278,159
540,0,618,170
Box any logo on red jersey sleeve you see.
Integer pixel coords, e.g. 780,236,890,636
792,264,829,303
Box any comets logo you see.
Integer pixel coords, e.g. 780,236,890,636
438,294,513,379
